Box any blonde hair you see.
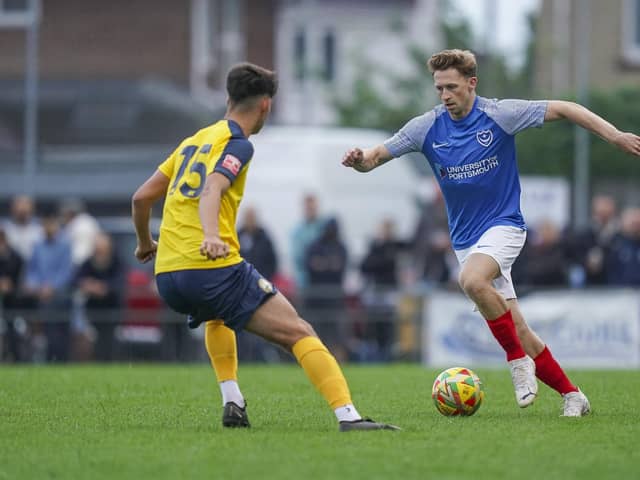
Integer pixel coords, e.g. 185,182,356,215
427,49,477,77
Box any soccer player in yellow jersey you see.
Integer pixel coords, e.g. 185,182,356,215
131,63,399,432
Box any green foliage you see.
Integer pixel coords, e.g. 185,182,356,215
438,2,474,50
333,2,640,180
333,47,434,132
333,0,535,131
516,87,640,179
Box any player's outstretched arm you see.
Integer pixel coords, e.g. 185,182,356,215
545,100,640,157
342,144,394,172
132,169,170,263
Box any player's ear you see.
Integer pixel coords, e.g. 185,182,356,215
468,76,478,89
260,96,271,114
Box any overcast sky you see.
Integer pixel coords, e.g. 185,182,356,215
451,0,541,68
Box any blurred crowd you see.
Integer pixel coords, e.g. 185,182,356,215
273,191,640,361
280,191,640,297
0,195,125,362
2,190,640,364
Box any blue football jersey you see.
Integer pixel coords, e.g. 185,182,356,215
384,96,547,250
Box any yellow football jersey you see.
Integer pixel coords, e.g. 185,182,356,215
155,119,253,274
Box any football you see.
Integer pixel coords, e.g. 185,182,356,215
432,367,484,416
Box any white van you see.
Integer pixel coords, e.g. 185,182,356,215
241,125,421,278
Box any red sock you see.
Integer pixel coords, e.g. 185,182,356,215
534,346,578,395
486,310,526,361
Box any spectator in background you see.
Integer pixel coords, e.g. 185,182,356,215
0,226,24,361
410,180,449,282
237,207,280,362
303,217,348,353
360,218,407,288
0,226,23,306
406,182,457,289
290,193,326,292
422,229,458,288
75,232,124,361
59,198,101,267
589,195,620,243
569,194,620,285
305,217,348,290
238,206,278,280
3,195,43,262
605,207,640,286
24,211,74,362
359,218,408,361
515,220,569,288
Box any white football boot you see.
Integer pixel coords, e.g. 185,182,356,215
562,389,591,417
508,356,538,408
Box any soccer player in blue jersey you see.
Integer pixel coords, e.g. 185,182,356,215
132,62,398,431
342,49,640,417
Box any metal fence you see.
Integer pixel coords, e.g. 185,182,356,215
0,291,425,364
4,287,639,368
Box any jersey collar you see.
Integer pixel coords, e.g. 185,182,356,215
448,95,479,124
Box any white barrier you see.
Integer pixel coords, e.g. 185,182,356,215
423,289,640,368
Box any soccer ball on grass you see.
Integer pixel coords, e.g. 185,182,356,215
432,367,484,416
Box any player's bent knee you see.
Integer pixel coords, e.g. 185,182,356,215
255,315,317,352
459,274,490,298
296,317,317,338
280,317,316,351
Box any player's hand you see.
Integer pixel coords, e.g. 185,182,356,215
613,132,640,157
342,148,365,169
200,235,229,261
135,240,157,264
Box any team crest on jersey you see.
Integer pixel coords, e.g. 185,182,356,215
476,129,493,147
221,154,242,175
434,162,447,179
258,278,274,294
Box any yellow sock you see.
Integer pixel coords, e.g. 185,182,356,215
292,336,353,409
205,320,238,382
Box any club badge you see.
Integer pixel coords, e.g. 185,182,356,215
258,278,274,294
476,129,493,147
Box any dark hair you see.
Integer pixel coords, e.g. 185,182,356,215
226,63,278,105
427,49,477,78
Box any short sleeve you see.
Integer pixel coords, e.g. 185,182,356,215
158,144,182,178
383,110,436,158
489,99,548,135
212,138,254,182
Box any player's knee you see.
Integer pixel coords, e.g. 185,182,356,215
289,317,316,341
274,316,317,351
459,272,490,299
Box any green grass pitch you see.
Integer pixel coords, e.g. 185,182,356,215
1,364,638,479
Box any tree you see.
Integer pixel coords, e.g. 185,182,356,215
334,2,640,180
333,0,532,132
333,46,434,132
516,87,640,179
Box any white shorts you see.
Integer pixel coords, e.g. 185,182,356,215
454,225,527,301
